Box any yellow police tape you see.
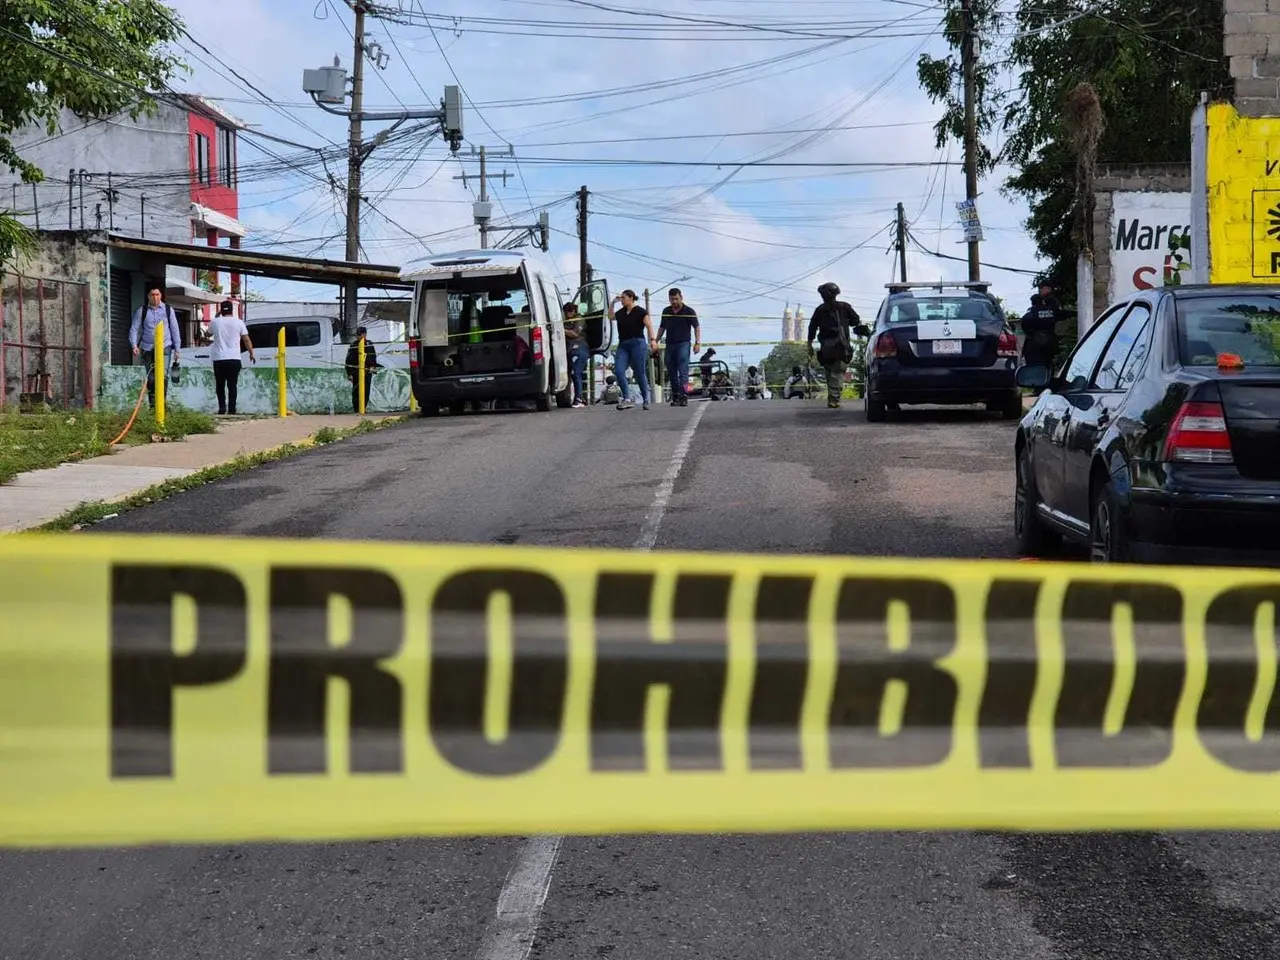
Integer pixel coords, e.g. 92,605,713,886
3,532,1280,848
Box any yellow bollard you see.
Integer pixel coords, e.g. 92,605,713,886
277,326,287,418
357,337,367,415
154,315,166,429
408,382,418,412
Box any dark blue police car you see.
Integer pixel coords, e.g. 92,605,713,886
861,282,1022,421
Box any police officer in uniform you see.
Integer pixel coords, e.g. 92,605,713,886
1021,281,1064,371
807,282,870,409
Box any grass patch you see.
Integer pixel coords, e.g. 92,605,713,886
32,415,404,532
0,407,216,485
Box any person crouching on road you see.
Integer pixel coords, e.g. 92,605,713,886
209,299,255,415
807,281,868,409
610,289,657,410
128,282,182,409
563,301,590,408
601,374,621,405
345,326,379,413
745,365,765,398
657,287,700,407
784,366,807,399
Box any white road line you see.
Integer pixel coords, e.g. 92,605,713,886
475,836,563,960
634,402,708,551
472,404,707,960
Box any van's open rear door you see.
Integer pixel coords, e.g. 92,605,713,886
574,279,611,354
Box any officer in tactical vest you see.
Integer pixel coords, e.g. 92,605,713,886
1021,281,1064,370
807,282,870,409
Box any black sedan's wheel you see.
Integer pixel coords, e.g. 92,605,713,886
1090,480,1130,563
1015,446,1059,557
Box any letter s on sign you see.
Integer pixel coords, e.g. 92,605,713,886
1133,266,1156,290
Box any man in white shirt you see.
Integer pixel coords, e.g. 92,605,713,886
208,300,255,414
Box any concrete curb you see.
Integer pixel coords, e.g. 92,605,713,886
6,415,408,533
91,417,407,508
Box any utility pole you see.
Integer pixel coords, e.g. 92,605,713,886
454,144,511,249
895,201,908,282
343,1,367,341
960,0,981,282
577,185,590,287
303,9,465,337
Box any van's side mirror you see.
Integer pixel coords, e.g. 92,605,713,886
1016,364,1050,391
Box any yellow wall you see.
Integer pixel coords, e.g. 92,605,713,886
1207,102,1280,283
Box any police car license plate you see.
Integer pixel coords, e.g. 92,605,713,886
933,340,961,355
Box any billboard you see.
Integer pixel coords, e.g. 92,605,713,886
1107,191,1192,302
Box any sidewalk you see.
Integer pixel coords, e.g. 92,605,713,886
0,415,398,533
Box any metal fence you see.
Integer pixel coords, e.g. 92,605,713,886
1,275,92,409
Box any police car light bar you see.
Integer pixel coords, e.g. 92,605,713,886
885,281,991,292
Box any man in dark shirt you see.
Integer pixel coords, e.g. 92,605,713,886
807,281,870,409
344,326,379,413
610,289,657,410
656,287,700,407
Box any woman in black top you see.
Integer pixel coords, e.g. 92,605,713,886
611,289,657,410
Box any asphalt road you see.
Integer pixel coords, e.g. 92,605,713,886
4,399,1278,960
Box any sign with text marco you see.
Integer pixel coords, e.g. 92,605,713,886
1107,191,1192,302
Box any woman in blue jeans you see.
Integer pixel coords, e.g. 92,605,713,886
611,289,657,410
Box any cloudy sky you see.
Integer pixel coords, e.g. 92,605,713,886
165,0,1044,359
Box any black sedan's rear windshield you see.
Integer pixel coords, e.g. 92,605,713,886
1178,295,1280,367
884,296,1002,324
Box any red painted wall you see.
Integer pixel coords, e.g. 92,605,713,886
187,111,238,218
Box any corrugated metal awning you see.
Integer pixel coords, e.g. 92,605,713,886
107,234,412,289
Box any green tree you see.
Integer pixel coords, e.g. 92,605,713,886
0,1,186,265
917,0,1230,316
916,0,1005,176
761,342,813,393
1003,0,1229,299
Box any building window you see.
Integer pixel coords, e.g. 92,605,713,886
217,126,236,188
195,133,211,185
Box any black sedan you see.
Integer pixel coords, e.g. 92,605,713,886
1015,284,1280,565
862,282,1023,421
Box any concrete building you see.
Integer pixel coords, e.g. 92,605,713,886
2,231,411,411
1,94,249,347
1224,0,1280,116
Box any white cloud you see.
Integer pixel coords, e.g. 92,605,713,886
160,0,1044,350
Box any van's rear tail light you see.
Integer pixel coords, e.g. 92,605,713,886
1163,400,1234,464
874,332,897,358
531,324,545,362
997,331,1019,357
408,336,419,369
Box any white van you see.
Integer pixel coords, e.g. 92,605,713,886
189,315,410,371
403,248,613,415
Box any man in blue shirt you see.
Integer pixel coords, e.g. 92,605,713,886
656,288,700,407
128,282,182,409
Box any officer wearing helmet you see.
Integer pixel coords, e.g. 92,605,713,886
807,282,870,408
